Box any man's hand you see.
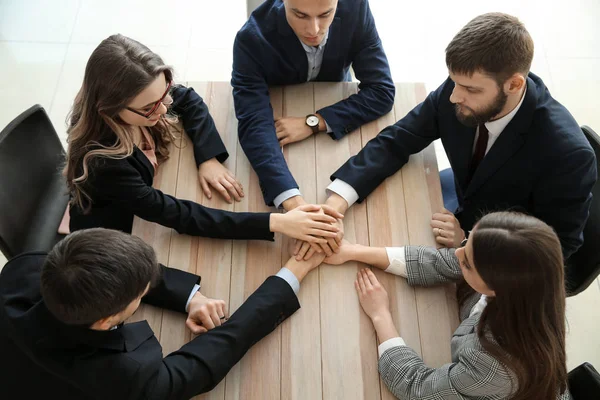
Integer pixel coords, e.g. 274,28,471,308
283,251,327,283
198,158,244,204
431,208,465,248
186,292,228,334
275,117,315,146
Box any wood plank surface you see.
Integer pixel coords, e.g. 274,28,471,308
280,82,323,400
130,81,459,400
395,84,460,367
224,86,283,400
314,82,381,400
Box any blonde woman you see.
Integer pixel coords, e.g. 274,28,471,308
64,34,341,244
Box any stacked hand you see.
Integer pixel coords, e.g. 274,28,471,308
198,158,244,204
186,292,228,334
272,204,344,245
431,208,465,248
293,210,344,260
323,239,355,265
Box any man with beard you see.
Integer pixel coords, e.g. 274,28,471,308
307,12,596,260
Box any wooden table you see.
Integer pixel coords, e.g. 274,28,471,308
130,81,459,400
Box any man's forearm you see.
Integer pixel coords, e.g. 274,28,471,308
282,195,307,212
325,193,349,214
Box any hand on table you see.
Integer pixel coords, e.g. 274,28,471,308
275,117,315,146
355,268,390,321
186,292,228,334
431,208,465,248
198,158,244,204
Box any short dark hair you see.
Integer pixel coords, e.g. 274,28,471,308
445,13,534,85
41,228,161,326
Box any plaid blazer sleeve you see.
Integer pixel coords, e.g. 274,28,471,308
378,343,515,399
404,246,463,287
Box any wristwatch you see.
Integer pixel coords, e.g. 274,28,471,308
305,114,320,134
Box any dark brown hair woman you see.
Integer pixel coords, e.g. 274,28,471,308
62,34,342,245
325,211,571,399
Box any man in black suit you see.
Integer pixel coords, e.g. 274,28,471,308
304,12,596,261
0,228,323,399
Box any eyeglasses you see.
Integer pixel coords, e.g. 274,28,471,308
126,81,173,119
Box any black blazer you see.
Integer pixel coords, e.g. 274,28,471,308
69,85,273,241
232,0,395,205
0,252,300,400
332,73,597,259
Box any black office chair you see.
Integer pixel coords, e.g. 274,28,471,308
565,126,600,296
569,362,600,399
0,105,69,259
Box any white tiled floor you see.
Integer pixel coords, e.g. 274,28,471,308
1,0,599,372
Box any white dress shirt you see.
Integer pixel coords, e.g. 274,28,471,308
327,87,528,208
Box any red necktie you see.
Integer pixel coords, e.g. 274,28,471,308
467,123,489,184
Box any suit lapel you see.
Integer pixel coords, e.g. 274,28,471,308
464,81,536,198
277,4,308,82
132,147,155,184
319,16,341,78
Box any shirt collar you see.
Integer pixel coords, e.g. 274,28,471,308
299,29,329,53
484,86,527,136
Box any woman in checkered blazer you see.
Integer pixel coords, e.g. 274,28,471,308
325,211,571,399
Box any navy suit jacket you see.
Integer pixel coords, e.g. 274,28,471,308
332,73,597,259
232,0,395,205
0,252,300,399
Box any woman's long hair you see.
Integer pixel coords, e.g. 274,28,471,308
65,34,178,212
460,211,567,399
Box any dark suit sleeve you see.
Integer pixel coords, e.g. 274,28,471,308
139,275,300,400
532,146,597,259
170,85,228,166
86,159,274,240
331,82,442,201
231,33,298,206
141,265,200,313
317,0,395,140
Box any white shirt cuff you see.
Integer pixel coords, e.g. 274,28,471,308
384,247,407,277
275,267,300,295
325,120,333,134
274,189,302,209
378,337,406,358
185,283,201,312
326,179,359,208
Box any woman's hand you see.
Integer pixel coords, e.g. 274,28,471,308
270,204,343,244
323,239,356,265
355,268,391,321
198,158,244,203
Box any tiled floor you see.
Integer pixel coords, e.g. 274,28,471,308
1,0,599,372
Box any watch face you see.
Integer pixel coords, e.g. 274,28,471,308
306,115,319,127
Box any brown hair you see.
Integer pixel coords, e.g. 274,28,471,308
459,211,567,399
41,228,161,326
445,13,534,86
64,34,178,212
